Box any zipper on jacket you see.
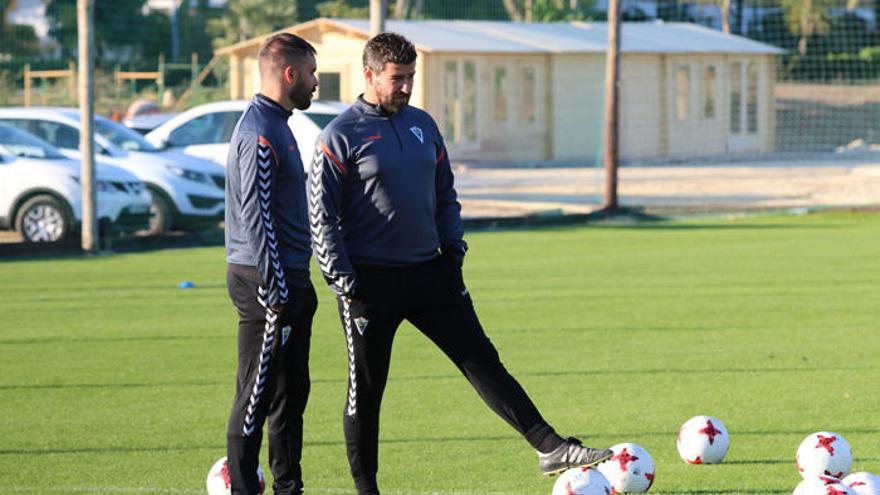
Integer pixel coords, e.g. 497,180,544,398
387,116,404,150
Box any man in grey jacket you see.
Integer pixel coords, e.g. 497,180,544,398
308,32,613,495
224,32,318,495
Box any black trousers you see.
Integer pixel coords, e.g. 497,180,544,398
338,256,559,494
226,263,317,495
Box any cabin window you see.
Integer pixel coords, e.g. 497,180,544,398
703,65,717,120
746,62,759,134
675,66,690,121
463,61,477,142
493,66,508,123
317,72,340,101
443,60,459,141
522,65,537,125
730,62,742,134
442,59,479,145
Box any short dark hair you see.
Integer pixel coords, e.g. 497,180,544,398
258,32,316,73
362,32,417,73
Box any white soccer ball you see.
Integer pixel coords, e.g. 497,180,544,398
793,475,856,495
596,443,656,493
797,432,853,479
552,467,612,495
206,456,266,495
843,472,880,495
676,415,730,464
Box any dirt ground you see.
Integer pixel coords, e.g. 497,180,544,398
454,156,880,217
4,157,880,244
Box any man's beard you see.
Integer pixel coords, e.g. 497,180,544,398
379,91,410,113
289,79,313,110
381,94,409,113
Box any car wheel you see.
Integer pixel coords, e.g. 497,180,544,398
15,195,71,243
146,192,173,235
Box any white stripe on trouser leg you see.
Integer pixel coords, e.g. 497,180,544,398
242,307,277,436
343,299,357,417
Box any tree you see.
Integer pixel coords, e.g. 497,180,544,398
502,0,595,21
782,0,830,55
657,0,694,22
420,1,508,20
720,0,730,33
45,0,170,64
315,0,369,18
1,0,15,22
4,23,40,58
207,0,299,49
0,0,17,42
686,0,731,34
502,0,531,21
177,0,217,62
393,0,424,19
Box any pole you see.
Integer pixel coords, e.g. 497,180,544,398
78,0,98,251
370,0,387,36
68,61,77,104
171,0,180,61
190,52,199,99
23,64,31,107
602,0,621,212
158,53,166,106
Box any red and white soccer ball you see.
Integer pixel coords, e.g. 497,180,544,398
551,467,612,495
793,475,857,495
797,432,852,479
596,442,656,493
843,472,880,495
206,456,266,495
676,415,730,464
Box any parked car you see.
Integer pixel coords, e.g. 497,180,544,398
144,99,347,168
123,112,177,135
0,107,226,235
0,123,151,243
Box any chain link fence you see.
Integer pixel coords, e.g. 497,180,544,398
2,0,880,246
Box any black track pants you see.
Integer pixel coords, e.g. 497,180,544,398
337,256,559,494
226,263,317,495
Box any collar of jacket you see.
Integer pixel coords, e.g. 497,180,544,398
354,94,398,118
254,93,293,118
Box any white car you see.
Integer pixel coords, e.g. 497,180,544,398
0,123,152,243
144,99,347,168
123,112,177,135
0,107,226,235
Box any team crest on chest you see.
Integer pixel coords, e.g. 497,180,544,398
409,126,424,144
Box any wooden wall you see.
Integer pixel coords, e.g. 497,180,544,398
223,24,777,163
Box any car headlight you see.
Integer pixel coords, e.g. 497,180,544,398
165,164,210,184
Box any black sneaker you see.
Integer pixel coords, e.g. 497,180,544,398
538,437,613,476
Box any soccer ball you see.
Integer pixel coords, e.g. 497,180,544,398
793,475,856,495
797,432,852,479
843,472,880,495
552,467,612,495
677,415,730,464
206,456,266,495
596,443,655,493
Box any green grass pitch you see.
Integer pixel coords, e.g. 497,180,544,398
1,211,879,494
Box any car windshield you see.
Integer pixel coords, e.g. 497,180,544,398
0,124,66,159
95,117,160,152
303,112,338,129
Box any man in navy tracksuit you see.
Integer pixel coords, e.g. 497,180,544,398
224,33,319,495
308,33,613,495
